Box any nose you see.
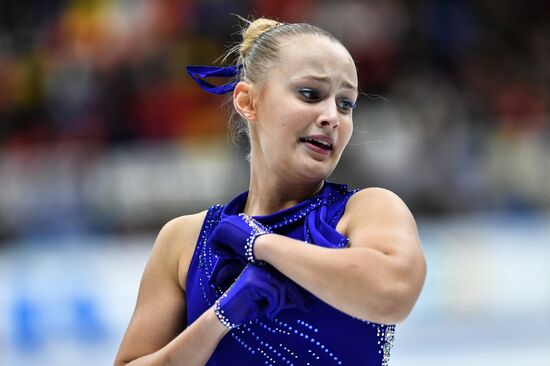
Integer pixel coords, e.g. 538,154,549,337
317,100,340,129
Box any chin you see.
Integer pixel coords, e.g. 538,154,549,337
286,148,342,183
298,160,337,183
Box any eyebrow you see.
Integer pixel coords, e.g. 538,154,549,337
296,75,358,92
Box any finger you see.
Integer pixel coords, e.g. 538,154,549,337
209,257,226,287
210,258,245,290
286,283,313,312
262,269,288,318
260,280,284,318
270,269,312,312
268,273,287,317
244,266,282,318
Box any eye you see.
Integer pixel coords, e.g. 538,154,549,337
337,99,357,113
299,88,321,101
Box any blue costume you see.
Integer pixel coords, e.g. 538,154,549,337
186,181,396,366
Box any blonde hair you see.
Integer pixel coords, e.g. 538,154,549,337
225,17,346,152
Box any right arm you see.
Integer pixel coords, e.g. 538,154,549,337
114,213,230,366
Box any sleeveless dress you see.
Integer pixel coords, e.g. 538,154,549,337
186,181,396,366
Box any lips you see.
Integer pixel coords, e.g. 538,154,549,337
298,134,335,151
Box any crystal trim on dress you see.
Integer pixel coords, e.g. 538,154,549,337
239,213,271,263
381,325,395,366
214,295,239,329
189,183,395,365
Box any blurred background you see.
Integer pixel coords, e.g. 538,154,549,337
0,0,549,365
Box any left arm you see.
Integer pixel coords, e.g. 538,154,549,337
254,187,426,324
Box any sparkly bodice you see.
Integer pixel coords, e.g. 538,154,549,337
186,182,395,366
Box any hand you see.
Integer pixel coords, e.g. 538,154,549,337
214,264,313,329
214,264,284,329
269,265,314,313
210,214,270,264
209,257,244,291
210,257,314,313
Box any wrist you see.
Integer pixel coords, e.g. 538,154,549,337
208,304,232,337
253,233,275,262
213,296,239,330
239,213,270,263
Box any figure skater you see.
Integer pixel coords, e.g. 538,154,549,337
114,17,426,366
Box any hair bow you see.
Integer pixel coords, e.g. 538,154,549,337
185,65,241,95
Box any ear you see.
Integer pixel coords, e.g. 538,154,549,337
233,81,257,122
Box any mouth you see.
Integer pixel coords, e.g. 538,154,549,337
298,136,334,151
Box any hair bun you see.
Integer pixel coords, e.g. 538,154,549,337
240,18,282,58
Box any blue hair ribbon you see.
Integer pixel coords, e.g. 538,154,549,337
185,65,241,95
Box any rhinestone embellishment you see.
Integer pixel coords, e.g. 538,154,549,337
239,213,270,264
190,183,396,365
214,295,239,329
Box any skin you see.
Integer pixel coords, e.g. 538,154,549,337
237,34,358,214
114,34,426,366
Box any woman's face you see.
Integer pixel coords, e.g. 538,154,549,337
250,34,358,183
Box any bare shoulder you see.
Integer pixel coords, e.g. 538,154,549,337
341,187,420,251
114,210,208,364
153,211,208,291
345,187,415,223
155,211,208,254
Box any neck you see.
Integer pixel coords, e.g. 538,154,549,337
244,168,324,217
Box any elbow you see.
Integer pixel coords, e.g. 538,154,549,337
114,351,167,366
114,355,167,366
382,296,416,324
365,286,414,325
384,275,426,324
113,353,128,366
346,280,411,324
361,258,426,324
114,356,135,366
